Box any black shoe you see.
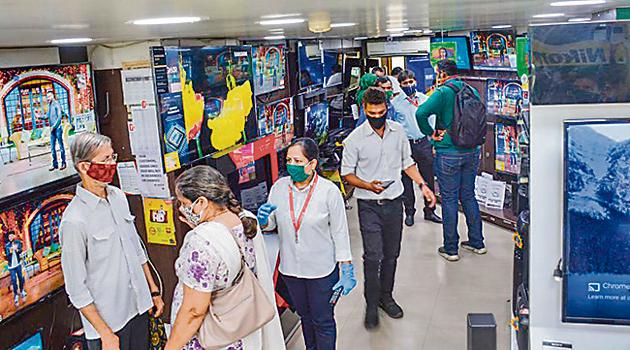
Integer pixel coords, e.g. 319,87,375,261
60,164,67,171
364,306,379,330
461,241,487,255
438,246,460,262
379,296,404,319
49,166,58,171
424,211,442,224
404,214,415,227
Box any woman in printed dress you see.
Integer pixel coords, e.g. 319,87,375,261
165,165,284,350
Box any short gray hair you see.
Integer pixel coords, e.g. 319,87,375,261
70,132,112,170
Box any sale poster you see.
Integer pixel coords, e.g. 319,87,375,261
143,198,177,246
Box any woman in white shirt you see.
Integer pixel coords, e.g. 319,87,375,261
257,138,356,350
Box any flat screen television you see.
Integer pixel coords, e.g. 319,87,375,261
430,36,472,70
487,79,523,119
0,63,97,197
469,30,517,71
563,119,630,326
256,97,294,150
305,102,329,145
151,46,258,171
495,123,521,175
0,182,76,324
404,55,436,93
252,44,287,96
10,329,44,350
297,41,324,90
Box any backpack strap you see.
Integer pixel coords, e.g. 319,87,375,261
443,82,460,93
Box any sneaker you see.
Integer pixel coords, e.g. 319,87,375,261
49,166,58,171
404,214,415,227
461,241,487,255
14,295,19,306
438,247,460,262
379,296,404,319
364,306,379,330
21,290,27,301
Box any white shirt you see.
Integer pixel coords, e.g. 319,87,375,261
9,246,18,269
325,72,342,88
264,176,352,279
341,120,415,200
60,185,152,340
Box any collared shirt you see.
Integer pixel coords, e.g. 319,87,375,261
341,120,415,200
47,100,63,130
60,185,152,340
264,175,352,279
391,92,432,141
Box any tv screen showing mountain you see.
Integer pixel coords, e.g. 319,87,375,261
562,119,630,325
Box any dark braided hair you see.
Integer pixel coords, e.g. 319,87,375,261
175,165,258,238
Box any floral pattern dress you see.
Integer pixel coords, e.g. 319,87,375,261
170,223,256,350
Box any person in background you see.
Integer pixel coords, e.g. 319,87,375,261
167,165,284,350
46,91,67,171
4,231,27,306
391,70,442,226
342,87,436,330
60,132,164,350
257,138,355,350
415,59,486,262
388,67,404,93
356,77,397,127
371,66,385,78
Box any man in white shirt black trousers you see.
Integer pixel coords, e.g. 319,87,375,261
342,87,436,329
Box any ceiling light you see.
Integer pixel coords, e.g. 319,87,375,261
261,13,301,19
386,27,409,32
50,37,93,44
263,35,286,40
390,33,405,37
354,36,368,40
492,24,513,29
52,24,89,30
568,17,593,22
330,23,356,28
269,28,285,32
130,17,204,25
260,18,305,26
423,29,433,34
405,29,423,34
550,0,605,6
532,13,566,18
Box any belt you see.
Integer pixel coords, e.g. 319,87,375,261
359,197,401,206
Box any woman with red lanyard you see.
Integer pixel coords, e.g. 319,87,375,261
257,137,356,350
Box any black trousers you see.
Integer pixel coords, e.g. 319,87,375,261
357,198,403,308
87,312,149,350
402,138,436,216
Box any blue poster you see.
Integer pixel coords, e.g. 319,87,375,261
298,41,324,89
404,55,435,93
305,102,329,144
159,92,190,165
563,119,630,325
10,332,43,350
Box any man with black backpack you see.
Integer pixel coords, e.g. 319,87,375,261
415,59,487,262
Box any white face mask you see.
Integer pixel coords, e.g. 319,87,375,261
180,199,205,227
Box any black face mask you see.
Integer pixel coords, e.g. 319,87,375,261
366,115,386,129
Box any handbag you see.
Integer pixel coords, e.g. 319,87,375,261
196,222,275,350
149,315,168,350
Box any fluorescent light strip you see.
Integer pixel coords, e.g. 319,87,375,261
261,13,301,19
492,24,513,29
354,36,368,40
532,13,565,18
50,37,93,44
405,29,423,34
386,27,409,32
390,33,405,37
259,18,305,25
131,17,203,25
568,17,593,22
330,23,356,28
550,0,605,6
264,35,286,40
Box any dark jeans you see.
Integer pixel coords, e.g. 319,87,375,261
9,266,25,297
282,266,339,350
87,312,149,350
357,198,403,308
50,126,66,168
402,138,437,216
434,150,484,255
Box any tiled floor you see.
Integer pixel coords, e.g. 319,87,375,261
286,201,514,350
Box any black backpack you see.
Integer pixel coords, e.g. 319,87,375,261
443,82,487,148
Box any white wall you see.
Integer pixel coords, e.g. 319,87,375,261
0,47,59,68
529,104,630,349
89,41,160,70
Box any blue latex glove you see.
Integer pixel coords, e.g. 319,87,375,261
333,263,357,296
257,203,277,227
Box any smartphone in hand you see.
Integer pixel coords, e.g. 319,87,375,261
380,180,395,189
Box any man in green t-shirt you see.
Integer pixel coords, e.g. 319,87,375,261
415,60,486,262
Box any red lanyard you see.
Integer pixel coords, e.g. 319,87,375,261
288,175,319,243
406,96,420,108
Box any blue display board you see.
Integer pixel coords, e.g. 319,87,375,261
10,331,43,350
298,41,324,89
404,55,435,93
431,36,472,70
563,119,630,326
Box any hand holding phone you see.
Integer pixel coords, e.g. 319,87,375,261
380,180,395,189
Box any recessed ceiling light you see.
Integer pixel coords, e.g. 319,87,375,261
390,33,405,37
532,13,566,18
330,23,356,28
259,18,305,26
386,27,409,32
423,29,433,34
550,0,605,6
405,29,423,34
354,36,368,40
261,13,301,19
269,28,285,32
50,37,93,44
492,24,513,29
130,17,204,25
568,17,593,22
263,35,286,40
52,24,89,30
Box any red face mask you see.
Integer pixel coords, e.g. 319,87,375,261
86,162,117,184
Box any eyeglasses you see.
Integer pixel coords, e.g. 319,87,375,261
92,153,118,164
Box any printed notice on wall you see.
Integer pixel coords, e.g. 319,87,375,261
116,161,141,195
121,68,156,105
143,197,176,246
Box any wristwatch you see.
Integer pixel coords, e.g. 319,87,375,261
151,291,161,297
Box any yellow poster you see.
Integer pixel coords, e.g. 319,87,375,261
143,198,177,246
164,151,181,172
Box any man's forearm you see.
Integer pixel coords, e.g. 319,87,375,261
343,173,371,190
403,164,427,185
142,263,159,293
80,304,114,337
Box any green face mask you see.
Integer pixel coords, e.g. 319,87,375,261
287,164,311,183
385,90,394,100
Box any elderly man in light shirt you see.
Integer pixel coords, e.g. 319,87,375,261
60,132,164,350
